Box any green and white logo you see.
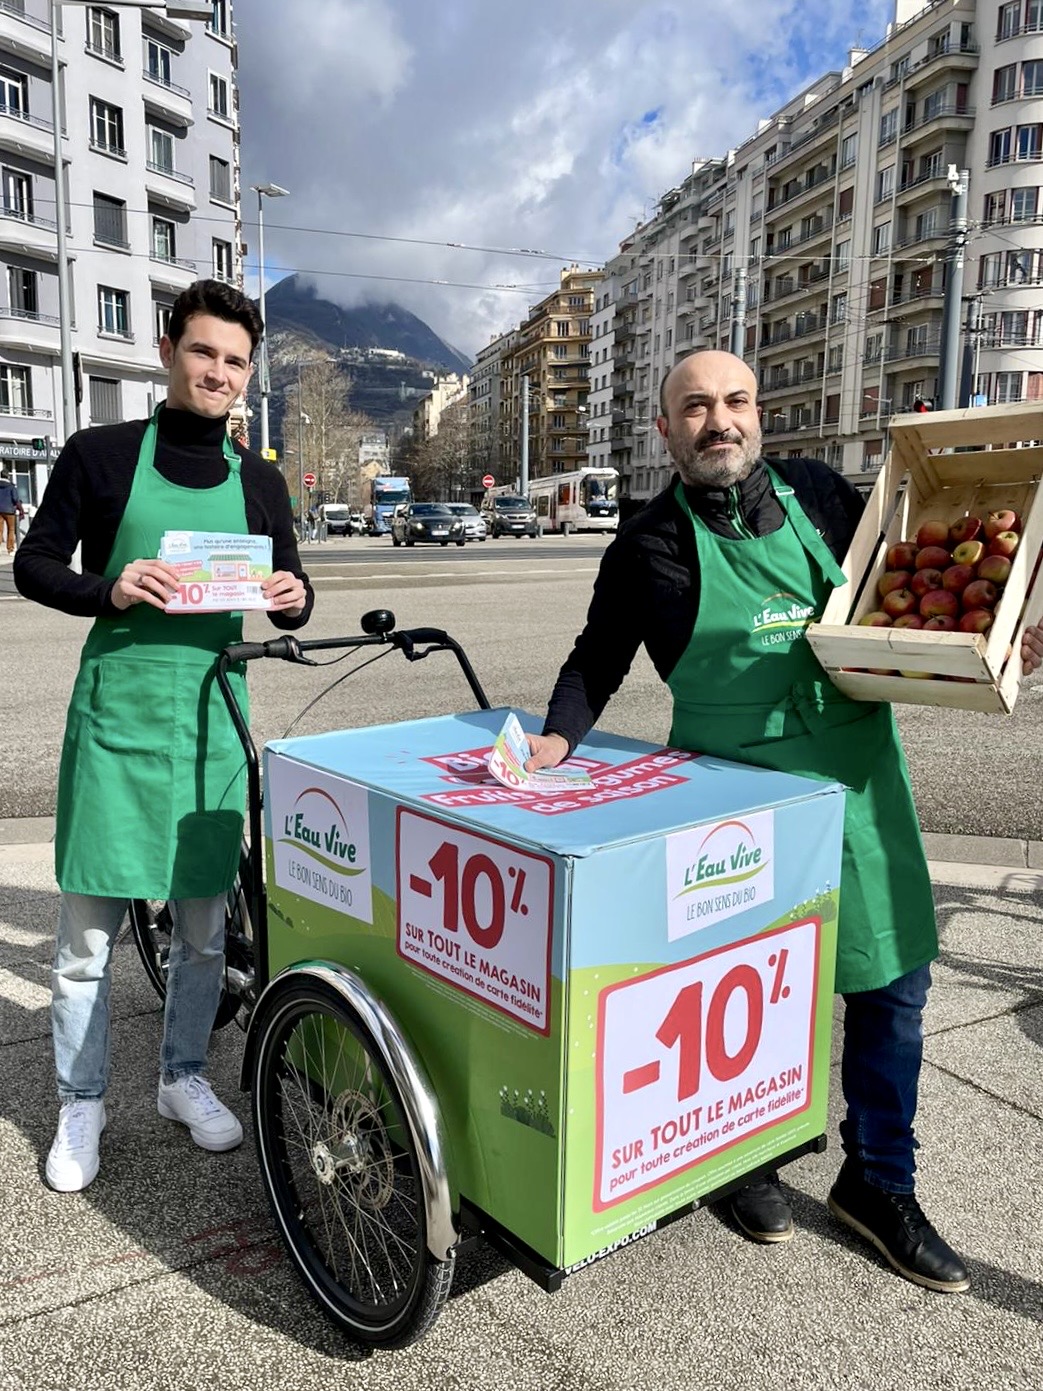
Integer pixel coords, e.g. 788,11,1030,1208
269,760,373,924
751,590,816,649
665,811,775,940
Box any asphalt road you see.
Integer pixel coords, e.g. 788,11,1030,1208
3,536,1043,838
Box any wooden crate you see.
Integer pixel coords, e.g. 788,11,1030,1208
805,401,1043,713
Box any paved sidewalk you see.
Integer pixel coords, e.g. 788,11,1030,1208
0,825,1040,1391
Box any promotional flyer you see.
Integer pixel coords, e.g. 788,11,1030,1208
263,708,844,1271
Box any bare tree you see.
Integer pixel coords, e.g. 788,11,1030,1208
285,358,378,505
408,400,472,500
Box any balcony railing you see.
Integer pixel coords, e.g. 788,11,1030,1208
85,40,123,66
0,103,53,133
0,402,51,417
0,306,60,326
150,251,196,271
143,68,193,99
883,39,979,90
147,161,195,187
903,102,974,136
886,335,942,362
0,206,56,230
0,0,50,32
91,138,127,159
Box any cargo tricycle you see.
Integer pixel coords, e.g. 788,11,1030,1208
136,608,847,1348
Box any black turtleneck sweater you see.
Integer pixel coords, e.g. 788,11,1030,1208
543,455,866,753
14,406,313,628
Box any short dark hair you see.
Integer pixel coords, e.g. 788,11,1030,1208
167,279,264,357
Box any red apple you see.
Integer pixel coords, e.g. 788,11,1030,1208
987,531,1020,559
916,545,952,570
923,614,957,631
977,554,1012,585
878,569,913,598
984,509,1020,539
948,515,982,546
882,588,918,617
920,589,959,619
941,563,975,594
962,578,998,609
859,611,893,626
959,608,994,634
911,567,944,597
893,614,925,629
951,539,986,567
916,520,950,548
886,541,920,570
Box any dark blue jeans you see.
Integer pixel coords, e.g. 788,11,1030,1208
839,962,931,1194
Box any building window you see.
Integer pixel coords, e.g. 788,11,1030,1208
828,344,843,373
1030,0,1043,33
7,266,38,317
144,39,173,86
872,221,892,255
983,189,1006,223
840,133,857,169
0,67,28,117
915,208,939,240
93,192,127,248
876,165,895,202
995,370,1023,402
89,376,121,423
1016,123,1043,160
212,238,233,282
879,108,898,145
154,300,172,344
209,0,230,37
1011,187,1040,221
555,321,569,336
209,155,231,203
997,1,1021,39
1025,60,1043,96
835,239,851,271
208,71,229,118
151,216,175,260
553,344,568,359
0,365,32,414
147,126,175,174
86,8,121,62
831,292,847,324
2,168,32,220
98,286,129,337
89,98,125,157
989,127,1012,166
990,65,1017,104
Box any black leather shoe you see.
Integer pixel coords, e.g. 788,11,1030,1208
729,1171,793,1243
828,1161,970,1293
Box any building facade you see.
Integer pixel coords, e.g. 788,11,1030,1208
0,0,240,502
412,371,468,443
582,0,1043,503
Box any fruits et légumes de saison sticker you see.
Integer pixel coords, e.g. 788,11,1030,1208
855,509,1022,680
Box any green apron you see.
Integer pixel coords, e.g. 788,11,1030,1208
667,468,936,994
55,410,248,900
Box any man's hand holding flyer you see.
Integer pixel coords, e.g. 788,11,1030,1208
487,712,593,793
160,531,273,612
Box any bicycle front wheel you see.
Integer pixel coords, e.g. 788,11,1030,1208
251,978,453,1347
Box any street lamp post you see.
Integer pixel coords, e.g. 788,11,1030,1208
49,2,213,443
252,183,289,455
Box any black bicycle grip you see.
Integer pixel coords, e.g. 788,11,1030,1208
397,627,449,646
223,641,269,663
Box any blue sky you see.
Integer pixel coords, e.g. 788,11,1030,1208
237,0,896,357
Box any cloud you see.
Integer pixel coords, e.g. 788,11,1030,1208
237,0,898,359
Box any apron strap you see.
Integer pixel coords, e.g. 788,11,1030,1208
764,463,847,589
142,405,242,476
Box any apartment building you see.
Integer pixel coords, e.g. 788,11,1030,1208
468,326,515,483
597,0,1043,502
504,265,599,482
0,0,241,503
412,371,468,442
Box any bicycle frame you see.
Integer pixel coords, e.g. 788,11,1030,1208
214,617,491,995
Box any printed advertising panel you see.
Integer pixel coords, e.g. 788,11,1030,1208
267,759,373,924
594,917,820,1210
396,809,554,1034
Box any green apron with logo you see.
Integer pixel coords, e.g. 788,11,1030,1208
55,410,248,900
666,468,936,994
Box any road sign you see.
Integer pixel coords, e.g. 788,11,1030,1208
303,471,317,488
482,473,495,489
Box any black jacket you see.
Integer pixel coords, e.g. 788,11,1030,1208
14,408,313,628
544,456,865,752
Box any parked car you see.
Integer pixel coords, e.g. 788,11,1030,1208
444,502,487,541
391,502,466,547
480,493,539,538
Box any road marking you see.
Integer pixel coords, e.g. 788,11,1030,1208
311,566,600,581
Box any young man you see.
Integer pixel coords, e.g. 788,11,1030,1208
526,349,1043,1294
15,279,313,1192
0,469,23,555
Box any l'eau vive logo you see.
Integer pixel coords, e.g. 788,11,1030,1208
279,786,366,876
674,818,771,900
750,589,817,648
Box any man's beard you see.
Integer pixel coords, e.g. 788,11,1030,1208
670,426,762,488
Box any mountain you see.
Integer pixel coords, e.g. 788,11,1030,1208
263,275,471,375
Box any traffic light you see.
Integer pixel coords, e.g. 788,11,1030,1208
31,437,46,452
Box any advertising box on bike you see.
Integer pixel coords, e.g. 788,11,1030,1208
262,710,844,1277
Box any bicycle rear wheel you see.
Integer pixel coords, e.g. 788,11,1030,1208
251,977,453,1347
128,844,254,1030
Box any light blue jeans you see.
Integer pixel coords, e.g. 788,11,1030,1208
52,892,226,1101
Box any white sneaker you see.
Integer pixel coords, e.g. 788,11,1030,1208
46,1099,106,1192
157,1074,242,1152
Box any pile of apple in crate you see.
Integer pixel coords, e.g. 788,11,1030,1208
806,402,1043,712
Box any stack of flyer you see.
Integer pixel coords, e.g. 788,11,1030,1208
160,531,272,612
487,712,593,794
